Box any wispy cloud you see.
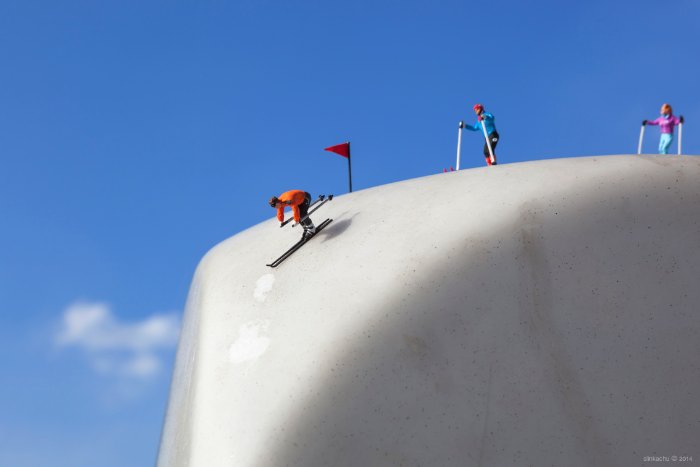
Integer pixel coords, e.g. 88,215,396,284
56,301,180,379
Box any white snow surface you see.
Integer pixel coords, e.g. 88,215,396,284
158,155,700,467
253,274,275,302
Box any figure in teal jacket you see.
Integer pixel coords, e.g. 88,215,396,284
463,103,499,166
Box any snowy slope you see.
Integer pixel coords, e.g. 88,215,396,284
159,155,700,467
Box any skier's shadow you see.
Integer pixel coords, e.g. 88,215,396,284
318,212,358,242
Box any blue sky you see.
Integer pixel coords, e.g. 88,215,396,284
0,0,698,465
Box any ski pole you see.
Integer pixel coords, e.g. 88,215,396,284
637,124,645,155
480,120,496,165
280,195,325,227
456,121,463,170
678,122,683,155
292,195,334,228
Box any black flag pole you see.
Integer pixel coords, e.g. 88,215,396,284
347,142,352,193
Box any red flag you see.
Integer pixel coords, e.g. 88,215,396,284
324,142,350,158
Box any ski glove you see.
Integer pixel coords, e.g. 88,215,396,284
642,120,647,126
680,116,684,124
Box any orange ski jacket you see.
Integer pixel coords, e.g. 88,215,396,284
276,190,307,223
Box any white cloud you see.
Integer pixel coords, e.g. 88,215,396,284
56,301,180,379
123,353,161,378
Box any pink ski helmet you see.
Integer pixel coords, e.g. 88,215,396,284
473,103,484,113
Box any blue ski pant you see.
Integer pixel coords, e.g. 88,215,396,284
659,133,673,154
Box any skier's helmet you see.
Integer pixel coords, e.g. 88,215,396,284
269,196,279,207
473,104,484,114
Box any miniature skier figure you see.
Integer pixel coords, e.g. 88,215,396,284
269,190,316,238
266,193,334,267
643,103,684,154
463,103,499,166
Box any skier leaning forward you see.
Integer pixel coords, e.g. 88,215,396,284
269,190,317,239
463,103,499,166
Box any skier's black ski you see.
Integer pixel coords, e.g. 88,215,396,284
279,195,328,228
267,218,333,268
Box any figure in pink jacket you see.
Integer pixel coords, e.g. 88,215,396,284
643,104,684,154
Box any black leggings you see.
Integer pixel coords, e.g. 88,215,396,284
299,192,314,228
483,131,499,164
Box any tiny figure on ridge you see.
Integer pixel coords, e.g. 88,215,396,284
462,103,499,166
643,103,684,155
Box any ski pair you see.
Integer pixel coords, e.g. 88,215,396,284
266,218,333,268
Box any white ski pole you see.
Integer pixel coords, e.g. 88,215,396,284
678,122,683,155
456,121,463,170
480,120,496,165
637,124,645,155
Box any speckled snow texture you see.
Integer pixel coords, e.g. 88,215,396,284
159,155,700,467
